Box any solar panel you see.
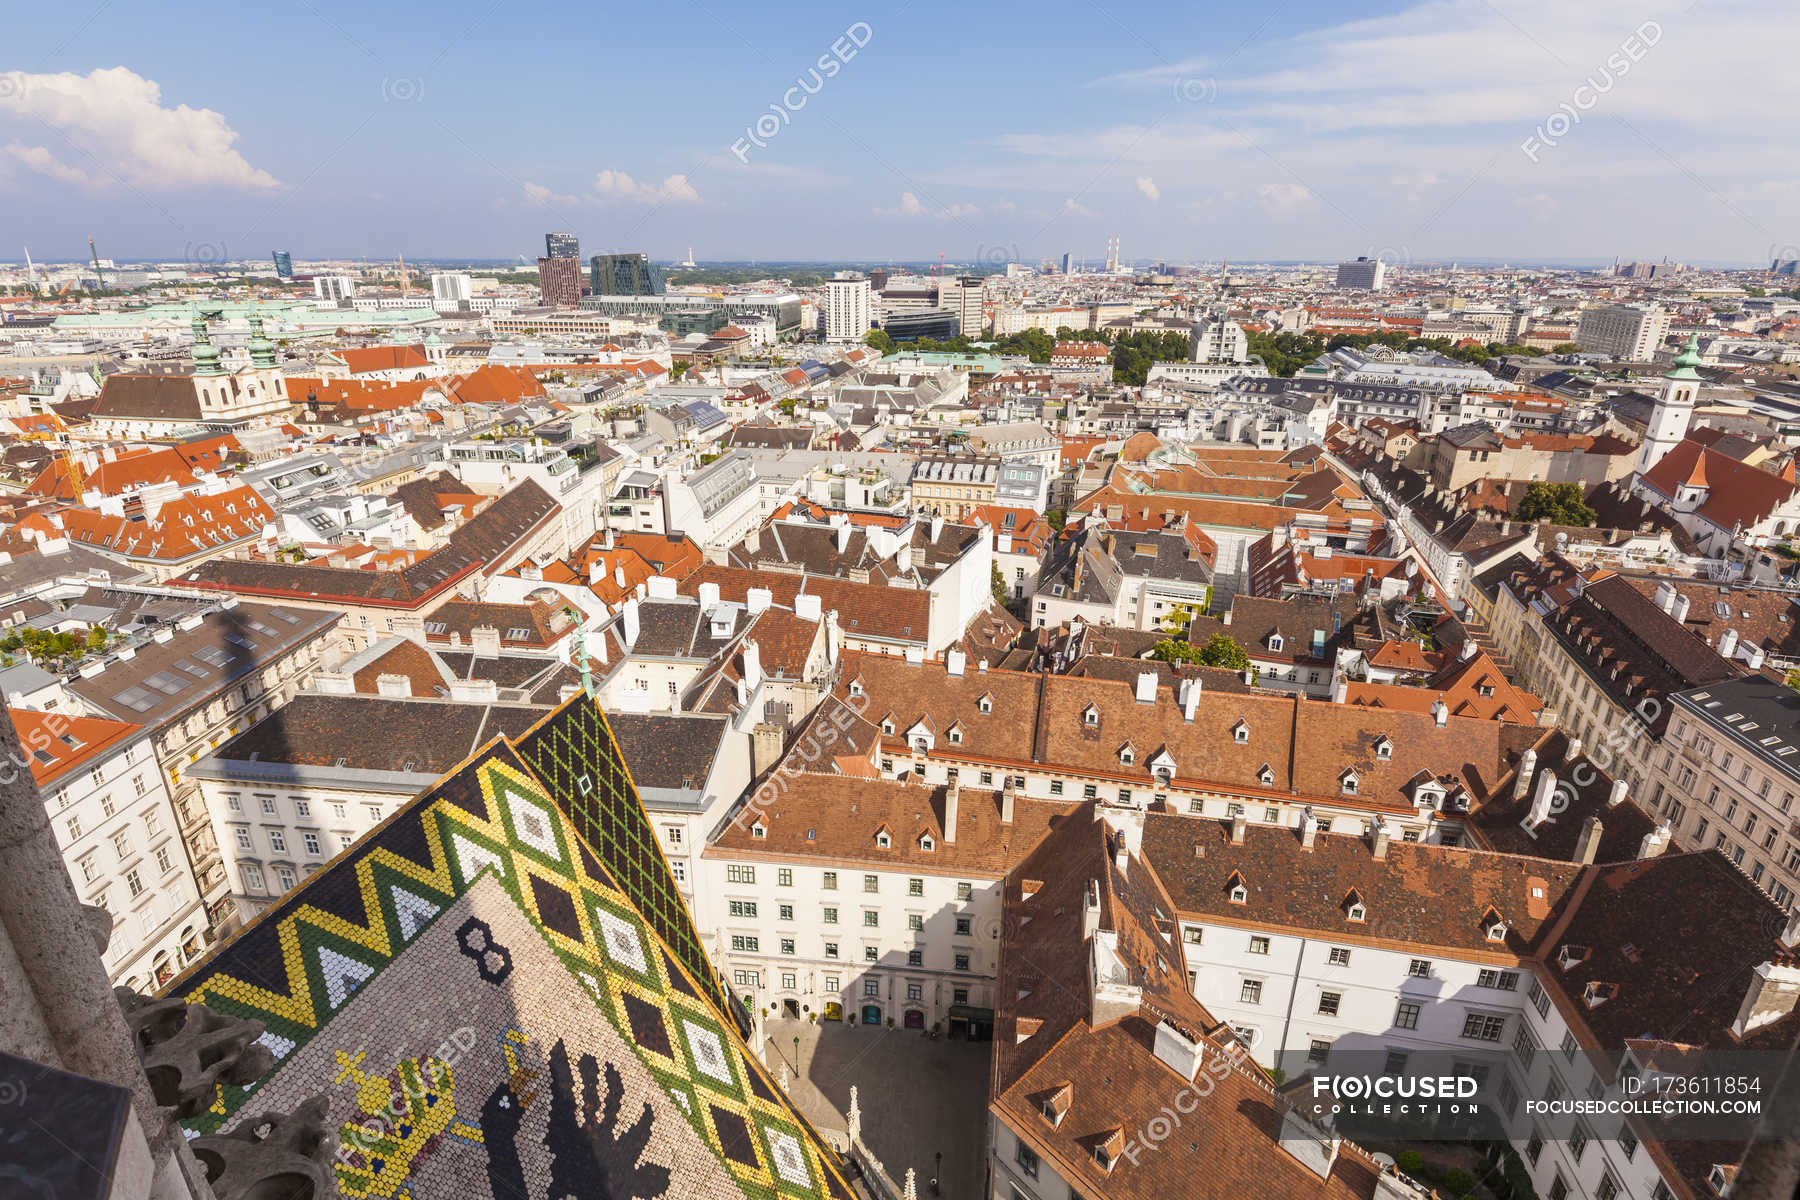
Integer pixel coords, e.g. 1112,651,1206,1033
174,659,209,678
193,646,232,667
143,671,190,695
269,608,302,624
112,687,157,713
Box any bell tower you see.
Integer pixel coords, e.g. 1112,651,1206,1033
1637,333,1702,475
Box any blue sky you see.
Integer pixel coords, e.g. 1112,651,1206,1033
3,0,1795,265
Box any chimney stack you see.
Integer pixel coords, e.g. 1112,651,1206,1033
1432,699,1448,727
1135,672,1157,704
1515,747,1538,799
1672,593,1691,623
1001,776,1016,825
742,639,763,690
1720,628,1740,659
1082,878,1102,939
1299,808,1318,850
1574,815,1604,865
1731,961,1800,1039
947,648,967,677
1179,676,1201,721
943,783,959,844
1230,814,1247,844
1370,819,1392,860
1607,778,1629,807
1638,821,1672,860
1527,769,1559,828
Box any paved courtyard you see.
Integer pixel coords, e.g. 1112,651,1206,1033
765,1016,990,1198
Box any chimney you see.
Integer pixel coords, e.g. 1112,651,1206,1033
1001,776,1016,824
946,648,967,677
375,673,412,698
1638,821,1672,860
795,592,822,622
647,575,677,600
1574,815,1604,865
742,638,763,690
1082,878,1102,939
835,522,851,553
470,625,501,657
943,783,959,844
1370,819,1392,860
751,722,784,775
1432,698,1448,727
621,597,640,647
746,587,772,615
1565,735,1583,762
1230,814,1247,844
1672,593,1691,623
1527,769,1559,828
1748,644,1767,670
1514,747,1538,799
1720,628,1740,660
698,581,721,610
1072,551,1086,594
1731,961,1800,1038
1153,1020,1205,1083
825,609,841,666
1330,672,1348,704
1299,808,1318,849
1782,907,1800,949
614,564,627,589
1607,778,1629,807
1179,676,1201,722
1460,639,1476,660
930,513,944,542
1654,579,1676,613
1135,672,1157,703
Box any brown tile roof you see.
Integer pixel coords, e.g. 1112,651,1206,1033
679,566,930,646
1641,439,1798,530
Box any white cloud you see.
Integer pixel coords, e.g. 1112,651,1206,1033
1135,176,1160,202
874,190,978,219
0,67,277,191
1062,198,1094,217
592,170,700,204
522,180,577,207
1257,182,1317,218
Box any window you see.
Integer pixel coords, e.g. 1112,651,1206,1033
729,900,758,919
734,970,758,987
823,871,838,890
125,868,143,897
824,942,839,959
779,904,794,921
1513,1025,1538,1069
863,874,879,893
1596,1173,1619,1200
1547,1176,1568,1200
1184,926,1203,945
1477,968,1519,990
1396,1003,1422,1033
268,830,287,854
780,938,795,955
1248,936,1270,955
1307,1039,1331,1064
1240,979,1263,1004
864,947,879,962
727,864,757,884
1529,977,1551,1019
276,866,296,890
77,853,98,883
1327,947,1351,967
823,907,839,924
907,982,923,1002
1408,958,1431,978
954,953,971,971
1497,1074,1521,1118
1560,1030,1578,1062
777,867,791,886
1318,991,1341,1016
112,829,132,860
260,796,277,816
1049,779,1064,796
864,911,879,927
1015,1141,1039,1179
1384,1050,1409,1075
908,914,924,931
956,916,973,936
908,877,924,897
1524,1129,1544,1165
730,935,760,952
243,864,265,892
863,979,880,997
1462,1012,1505,1042
1620,1127,1638,1160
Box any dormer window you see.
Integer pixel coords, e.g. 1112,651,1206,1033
1583,981,1618,1008
1342,772,1359,795
1375,737,1393,761
875,828,892,849
1558,945,1589,971
1344,889,1366,922
1258,764,1275,786
849,678,865,697
948,723,964,745
1094,1129,1124,1173
881,718,895,736
978,693,993,714
1233,720,1249,744
1482,910,1508,942
1226,871,1248,904
1709,1165,1732,1196
751,821,767,839
920,834,935,852
1119,743,1135,766
1267,634,1284,652
1083,704,1100,727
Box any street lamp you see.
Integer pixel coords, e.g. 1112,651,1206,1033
792,1035,801,1075
932,1151,942,1196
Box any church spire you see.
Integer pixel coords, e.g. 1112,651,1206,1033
247,309,278,369
190,309,224,377
1663,332,1703,381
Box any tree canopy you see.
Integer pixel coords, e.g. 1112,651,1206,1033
1150,632,1250,669
1517,481,1597,527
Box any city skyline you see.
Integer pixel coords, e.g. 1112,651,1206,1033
4,0,1798,264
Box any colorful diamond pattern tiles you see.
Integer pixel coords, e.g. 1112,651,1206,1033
166,695,856,1200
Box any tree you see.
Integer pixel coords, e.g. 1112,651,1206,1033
991,563,1010,605
1550,342,1583,354
1517,481,1597,527
1044,509,1067,532
1150,633,1249,669
863,329,895,356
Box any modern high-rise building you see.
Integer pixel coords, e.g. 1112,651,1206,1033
1059,251,1073,275
824,274,873,342
589,252,666,297
545,231,580,260
313,274,356,302
270,249,292,279
538,255,583,307
1335,256,1386,290
1575,302,1671,360
938,274,986,337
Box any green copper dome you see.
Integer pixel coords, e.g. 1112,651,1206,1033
191,311,225,377
247,311,278,369
1664,333,1703,381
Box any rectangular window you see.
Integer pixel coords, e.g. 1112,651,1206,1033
1240,979,1263,1004
727,865,757,884
780,938,795,955
863,874,879,893
822,871,838,890
1477,968,1519,990
908,914,924,931
1408,959,1431,978
954,953,970,971
1528,977,1550,1018
1307,1039,1331,1064
1015,1142,1039,1178
777,867,791,886
1394,1001,1421,1029
823,907,839,924
1327,947,1351,966
1513,1025,1538,1068
1249,936,1270,955
864,911,879,927
303,832,321,856
267,830,287,854
730,935,760,952
728,900,758,918
908,877,924,896
1318,991,1341,1016
1461,1012,1505,1042
824,942,839,959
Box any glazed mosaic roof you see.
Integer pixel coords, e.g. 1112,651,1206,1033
166,695,854,1200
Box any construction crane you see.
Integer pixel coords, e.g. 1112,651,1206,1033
60,442,85,501
88,238,104,290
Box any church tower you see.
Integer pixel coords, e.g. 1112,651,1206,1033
1636,333,1702,476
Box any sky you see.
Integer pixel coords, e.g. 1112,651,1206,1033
2,0,1797,266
